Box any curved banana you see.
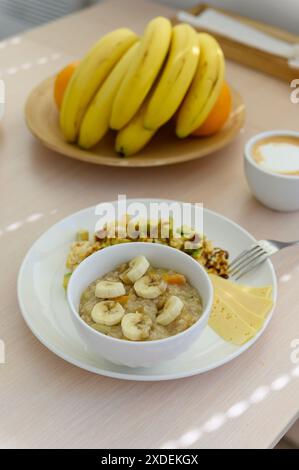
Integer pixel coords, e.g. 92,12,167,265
60,28,138,142
78,42,140,149
176,33,225,138
143,24,200,131
134,274,167,299
91,300,125,326
121,313,152,340
95,280,126,298
115,100,156,156
110,17,172,130
156,295,184,325
120,255,150,284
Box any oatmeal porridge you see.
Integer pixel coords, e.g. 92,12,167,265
79,255,203,341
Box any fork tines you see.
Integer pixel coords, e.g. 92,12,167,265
229,243,268,279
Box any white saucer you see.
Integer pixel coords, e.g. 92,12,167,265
17,199,277,381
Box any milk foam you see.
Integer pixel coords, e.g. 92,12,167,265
252,137,299,175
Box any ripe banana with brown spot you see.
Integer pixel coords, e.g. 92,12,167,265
156,295,184,326
143,23,200,131
91,301,125,326
115,100,156,157
60,28,138,142
120,255,150,284
121,313,152,340
78,41,140,149
134,274,167,299
176,32,225,138
95,280,126,298
110,17,172,130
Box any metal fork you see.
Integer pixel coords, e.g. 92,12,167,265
229,239,299,279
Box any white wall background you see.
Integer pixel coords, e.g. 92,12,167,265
154,0,299,34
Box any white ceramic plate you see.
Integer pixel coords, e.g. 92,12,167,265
17,199,277,381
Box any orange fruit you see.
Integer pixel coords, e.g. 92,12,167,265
54,61,80,110
192,82,232,137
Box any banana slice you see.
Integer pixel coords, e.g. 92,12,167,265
134,274,167,299
95,280,126,298
91,301,125,326
156,295,184,326
120,255,150,284
121,313,152,340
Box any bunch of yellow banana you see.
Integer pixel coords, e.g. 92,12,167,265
59,16,225,157
60,28,138,143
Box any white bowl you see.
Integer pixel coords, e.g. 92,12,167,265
244,130,299,212
67,242,213,368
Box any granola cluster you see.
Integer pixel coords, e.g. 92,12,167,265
64,220,230,287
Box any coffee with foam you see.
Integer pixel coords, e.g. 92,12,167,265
252,136,299,176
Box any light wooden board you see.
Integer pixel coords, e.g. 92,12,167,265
0,0,299,450
173,3,299,82
25,77,245,168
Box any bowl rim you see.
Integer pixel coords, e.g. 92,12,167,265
244,129,299,181
67,242,214,346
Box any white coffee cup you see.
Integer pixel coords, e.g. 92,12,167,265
244,130,299,212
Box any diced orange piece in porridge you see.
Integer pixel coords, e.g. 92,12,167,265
114,295,129,305
163,273,186,285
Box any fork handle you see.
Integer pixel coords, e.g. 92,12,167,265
268,239,299,249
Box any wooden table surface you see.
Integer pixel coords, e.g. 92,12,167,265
1,0,299,449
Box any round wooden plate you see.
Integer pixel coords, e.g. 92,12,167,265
25,76,245,168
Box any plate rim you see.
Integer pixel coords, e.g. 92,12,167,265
17,199,277,381
24,77,246,168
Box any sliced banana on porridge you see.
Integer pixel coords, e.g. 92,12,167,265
120,255,150,284
91,300,125,326
134,274,167,299
121,313,153,341
95,280,126,298
156,295,184,326
79,256,203,341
